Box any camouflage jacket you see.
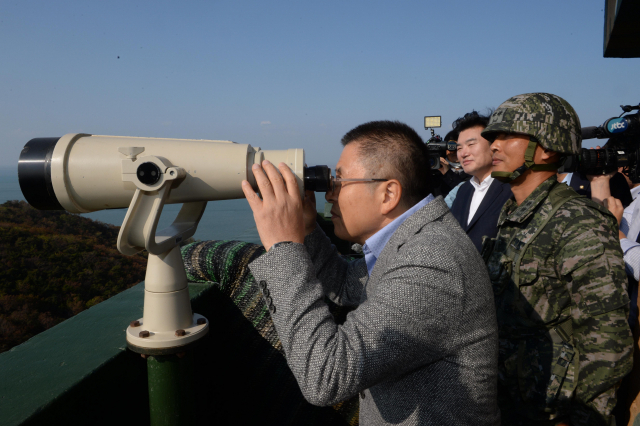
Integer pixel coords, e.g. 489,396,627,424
482,176,633,426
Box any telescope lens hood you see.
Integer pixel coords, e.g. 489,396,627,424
18,137,64,210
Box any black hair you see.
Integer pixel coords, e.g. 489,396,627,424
444,130,459,142
341,120,432,208
452,111,491,134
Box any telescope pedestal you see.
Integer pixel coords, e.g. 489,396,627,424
125,245,209,355
147,350,196,426
124,243,208,426
115,161,209,425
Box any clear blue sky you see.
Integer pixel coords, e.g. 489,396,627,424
1,0,638,168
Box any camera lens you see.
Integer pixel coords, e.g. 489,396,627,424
137,162,162,185
304,165,331,192
579,148,618,175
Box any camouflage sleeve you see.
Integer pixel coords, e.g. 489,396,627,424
559,218,633,424
569,308,632,424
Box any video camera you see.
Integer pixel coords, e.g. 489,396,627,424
561,103,640,182
424,116,457,170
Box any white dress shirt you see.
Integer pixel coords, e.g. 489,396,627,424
467,175,494,225
619,185,640,280
560,173,573,185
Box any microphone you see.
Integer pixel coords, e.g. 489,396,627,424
581,126,599,140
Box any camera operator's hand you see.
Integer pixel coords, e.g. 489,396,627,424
438,157,450,175
241,160,305,251
603,196,623,225
603,196,627,240
586,170,615,205
302,190,318,235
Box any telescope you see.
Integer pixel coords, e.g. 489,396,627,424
19,134,333,213
18,133,330,356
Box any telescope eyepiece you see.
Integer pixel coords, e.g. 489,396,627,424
303,165,331,192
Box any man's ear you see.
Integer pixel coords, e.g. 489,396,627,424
380,179,402,215
538,146,560,164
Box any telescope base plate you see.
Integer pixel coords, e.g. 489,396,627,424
126,313,209,354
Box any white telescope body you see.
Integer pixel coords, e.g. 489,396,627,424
17,133,328,355
23,133,305,214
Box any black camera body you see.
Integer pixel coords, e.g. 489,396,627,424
562,103,640,183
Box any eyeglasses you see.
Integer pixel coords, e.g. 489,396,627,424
329,177,389,193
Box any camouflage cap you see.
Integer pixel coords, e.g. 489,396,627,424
481,93,581,155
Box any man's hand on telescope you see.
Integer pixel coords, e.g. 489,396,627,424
241,160,306,251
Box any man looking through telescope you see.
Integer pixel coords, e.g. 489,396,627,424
241,120,500,425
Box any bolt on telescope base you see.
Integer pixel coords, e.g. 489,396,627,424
127,333,208,356
126,313,209,355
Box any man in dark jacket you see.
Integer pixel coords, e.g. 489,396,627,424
449,111,512,251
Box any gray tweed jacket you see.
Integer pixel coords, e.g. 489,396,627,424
249,197,500,425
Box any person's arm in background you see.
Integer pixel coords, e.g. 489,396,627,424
604,197,640,426
587,172,614,205
438,157,450,175
604,197,640,281
610,172,633,208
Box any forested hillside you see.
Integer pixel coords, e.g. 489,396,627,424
0,201,147,353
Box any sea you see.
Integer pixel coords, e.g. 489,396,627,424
0,166,328,245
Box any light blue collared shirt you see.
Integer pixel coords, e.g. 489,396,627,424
560,172,573,185
444,181,463,208
361,194,435,275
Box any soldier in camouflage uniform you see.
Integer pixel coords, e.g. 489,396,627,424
480,93,633,425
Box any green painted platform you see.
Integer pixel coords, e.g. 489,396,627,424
0,282,214,426
0,277,345,426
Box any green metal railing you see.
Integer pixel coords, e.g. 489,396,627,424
0,282,214,426
0,279,347,426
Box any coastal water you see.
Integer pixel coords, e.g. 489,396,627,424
1,167,328,245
